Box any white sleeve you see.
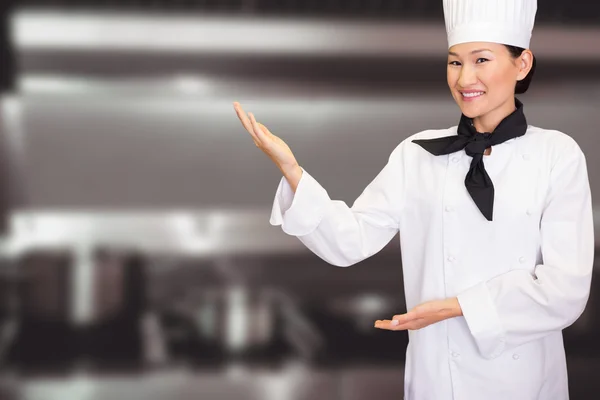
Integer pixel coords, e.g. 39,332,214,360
269,142,408,267
456,140,595,359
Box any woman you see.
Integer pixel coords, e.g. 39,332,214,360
233,0,594,399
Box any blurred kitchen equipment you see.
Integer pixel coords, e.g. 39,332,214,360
77,248,148,370
9,248,74,373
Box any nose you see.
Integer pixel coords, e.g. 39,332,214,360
458,65,478,88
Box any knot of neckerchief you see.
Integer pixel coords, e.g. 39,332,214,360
412,98,528,221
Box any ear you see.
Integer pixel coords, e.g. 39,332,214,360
516,49,534,81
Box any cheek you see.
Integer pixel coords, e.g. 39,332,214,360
480,64,516,93
447,68,458,88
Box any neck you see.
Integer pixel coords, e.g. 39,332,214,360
472,97,516,133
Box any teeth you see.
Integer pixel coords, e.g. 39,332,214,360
462,92,484,98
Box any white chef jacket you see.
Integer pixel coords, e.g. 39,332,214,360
269,125,594,400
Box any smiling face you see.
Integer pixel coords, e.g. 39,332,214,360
447,42,532,125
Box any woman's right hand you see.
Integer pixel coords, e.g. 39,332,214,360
233,102,303,190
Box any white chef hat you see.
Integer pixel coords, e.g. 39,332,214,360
443,0,537,49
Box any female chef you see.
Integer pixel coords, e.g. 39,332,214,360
233,0,594,398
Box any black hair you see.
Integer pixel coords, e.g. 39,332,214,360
505,45,536,94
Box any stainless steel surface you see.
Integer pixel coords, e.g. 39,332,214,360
2,365,405,400
12,12,600,60
3,209,599,257
0,357,599,400
1,211,303,257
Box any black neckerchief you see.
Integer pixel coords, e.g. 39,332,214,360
412,98,528,221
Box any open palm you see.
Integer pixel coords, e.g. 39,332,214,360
233,102,298,173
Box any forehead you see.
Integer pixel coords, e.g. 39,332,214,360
448,41,507,56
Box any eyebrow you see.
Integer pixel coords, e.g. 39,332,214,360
448,49,493,56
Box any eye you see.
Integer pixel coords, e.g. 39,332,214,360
476,58,489,63
448,61,461,66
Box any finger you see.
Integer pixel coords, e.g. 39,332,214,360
233,102,255,136
377,319,425,331
258,123,272,137
392,311,418,324
237,108,260,145
395,319,425,330
374,319,405,331
234,107,259,146
248,112,267,142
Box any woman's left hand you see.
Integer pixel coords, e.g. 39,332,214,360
374,297,462,331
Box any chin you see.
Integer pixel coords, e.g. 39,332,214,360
460,108,482,119
454,104,478,119
456,99,488,119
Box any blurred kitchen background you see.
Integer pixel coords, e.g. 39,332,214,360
0,1,598,399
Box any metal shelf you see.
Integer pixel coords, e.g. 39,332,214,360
13,0,600,26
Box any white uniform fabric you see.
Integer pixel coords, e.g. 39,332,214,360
443,0,537,49
270,125,594,400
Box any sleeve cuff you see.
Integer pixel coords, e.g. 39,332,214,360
457,282,507,359
269,168,331,236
